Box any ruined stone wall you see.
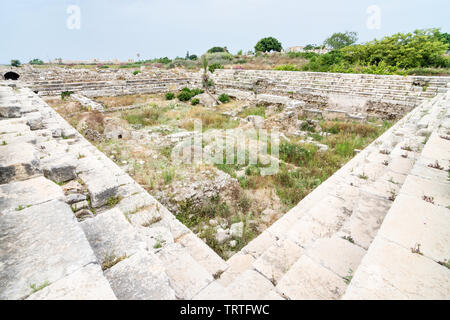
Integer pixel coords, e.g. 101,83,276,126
0,66,198,97
212,70,450,119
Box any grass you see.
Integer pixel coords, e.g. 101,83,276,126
181,106,240,131
343,269,353,284
215,120,393,210
30,281,50,294
162,167,175,184
122,104,169,127
238,106,266,118
102,253,128,271
106,195,122,208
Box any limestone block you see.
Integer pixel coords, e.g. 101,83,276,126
138,226,174,251
0,200,97,300
79,170,119,208
230,222,244,238
241,231,277,258
378,194,450,262
216,253,254,286
192,281,229,300
65,193,87,205
400,174,450,208
340,192,392,249
116,192,156,214
0,176,64,213
343,237,450,300
126,206,161,228
27,264,116,300
226,270,275,300
156,244,213,299
104,251,175,300
25,112,44,130
306,236,366,278
0,142,41,184
253,239,304,284
42,156,77,183
0,104,21,118
80,208,147,264
176,233,228,276
276,255,347,300
285,215,331,247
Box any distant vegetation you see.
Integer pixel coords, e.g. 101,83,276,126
29,58,44,65
300,29,450,75
324,31,358,50
19,28,449,76
255,37,283,53
10,59,21,67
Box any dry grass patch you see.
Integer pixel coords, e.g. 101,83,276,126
181,106,239,131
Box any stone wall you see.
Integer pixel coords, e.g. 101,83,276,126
212,70,450,119
7,66,449,119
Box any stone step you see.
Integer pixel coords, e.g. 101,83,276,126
156,243,213,299
0,142,41,184
0,176,64,213
0,200,108,300
80,208,148,266
104,251,175,300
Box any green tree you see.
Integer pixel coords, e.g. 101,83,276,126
324,31,358,50
342,29,448,68
29,58,44,65
437,31,450,48
255,37,283,53
207,47,226,53
11,59,21,67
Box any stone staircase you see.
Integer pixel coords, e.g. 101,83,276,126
212,70,450,111
0,82,227,300
193,89,450,299
1,79,449,300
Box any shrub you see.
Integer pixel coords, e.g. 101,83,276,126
207,47,226,53
177,90,192,102
208,63,224,73
191,98,200,106
323,31,358,50
29,58,44,65
255,37,282,53
218,93,230,103
10,59,21,67
177,87,204,102
132,70,141,75
61,91,74,100
274,64,300,71
341,28,448,69
165,92,175,100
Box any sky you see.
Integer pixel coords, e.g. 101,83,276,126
1,0,449,64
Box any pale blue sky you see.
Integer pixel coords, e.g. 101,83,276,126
1,0,449,64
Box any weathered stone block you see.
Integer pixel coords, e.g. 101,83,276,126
0,200,97,300
104,251,175,300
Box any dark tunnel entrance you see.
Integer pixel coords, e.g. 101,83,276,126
4,72,20,80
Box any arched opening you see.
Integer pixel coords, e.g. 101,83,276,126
4,72,20,80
